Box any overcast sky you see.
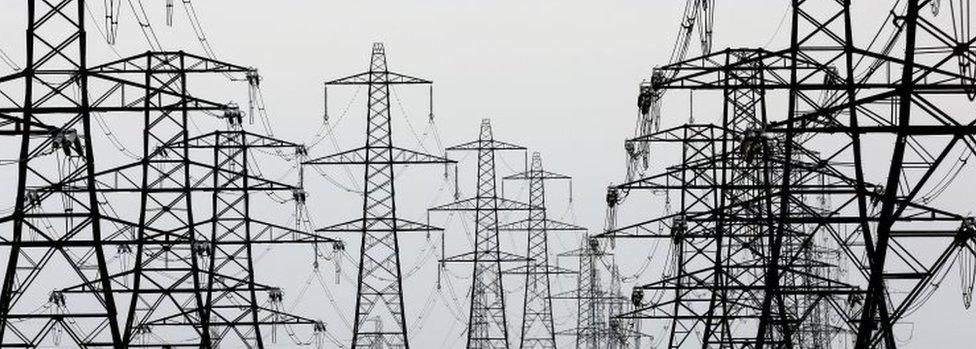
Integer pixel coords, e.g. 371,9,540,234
1,1,975,348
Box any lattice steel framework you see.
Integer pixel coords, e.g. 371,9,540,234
500,152,584,349
304,42,453,349
430,118,533,349
1,42,320,348
149,128,336,348
0,1,121,346
603,0,976,348
55,52,255,348
552,236,630,349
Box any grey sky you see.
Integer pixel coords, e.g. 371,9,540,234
1,0,974,348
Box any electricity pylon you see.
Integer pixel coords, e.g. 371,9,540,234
304,42,453,349
39,54,323,347
0,1,122,346
554,236,621,349
604,1,976,348
430,118,534,349
152,123,338,348
500,152,584,349
54,52,254,347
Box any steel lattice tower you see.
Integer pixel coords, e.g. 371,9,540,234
430,119,533,349
153,127,336,348
0,1,122,346
604,0,976,348
52,52,255,347
31,51,317,347
499,152,583,349
304,42,453,349
552,236,627,349
571,238,607,349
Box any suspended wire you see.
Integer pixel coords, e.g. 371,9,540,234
761,2,792,48
93,112,141,160
311,270,353,332
0,46,20,72
180,0,220,60
126,0,164,50
79,0,135,123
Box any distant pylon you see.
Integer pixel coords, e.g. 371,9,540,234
552,236,628,349
304,42,453,349
569,237,608,349
430,119,534,349
500,152,584,349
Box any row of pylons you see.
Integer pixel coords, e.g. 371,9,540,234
6,0,976,348
0,1,618,348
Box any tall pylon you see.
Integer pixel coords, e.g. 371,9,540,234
500,152,584,349
155,125,337,348
603,1,976,348
304,42,453,349
555,236,615,349
48,52,256,347
0,1,122,346
430,119,534,349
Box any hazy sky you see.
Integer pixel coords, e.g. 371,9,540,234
1,1,974,348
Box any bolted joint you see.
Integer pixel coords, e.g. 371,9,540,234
588,238,600,252
192,241,212,257
870,186,885,207
631,288,644,307
48,290,66,307
154,145,170,158
223,103,244,127
292,188,308,204
650,68,665,88
313,320,327,333
246,68,261,87
847,292,863,308
956,217,976,246
624,141,637,159
24,189,41,206
671,216,687,244
268,287,284,303
739,128,768,162
606,188,620,208
135,324,152,335
50,129,84,157
637,81,655,116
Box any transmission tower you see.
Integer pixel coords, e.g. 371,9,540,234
304,42,453,349
430,118,533,349
499,151,584,349
3,40,324,348
0,1,122,346
58,52,255,347
553,236,633,349
604,0,976,348
150,125,338,348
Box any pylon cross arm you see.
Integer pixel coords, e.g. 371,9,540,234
497,218,586,232
440,251,532,264
446,139,525,152
325,71,431,85
304,146,453,166
315,217,442,233
429,197,540,212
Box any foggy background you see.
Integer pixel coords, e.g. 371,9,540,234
1,0,974,347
